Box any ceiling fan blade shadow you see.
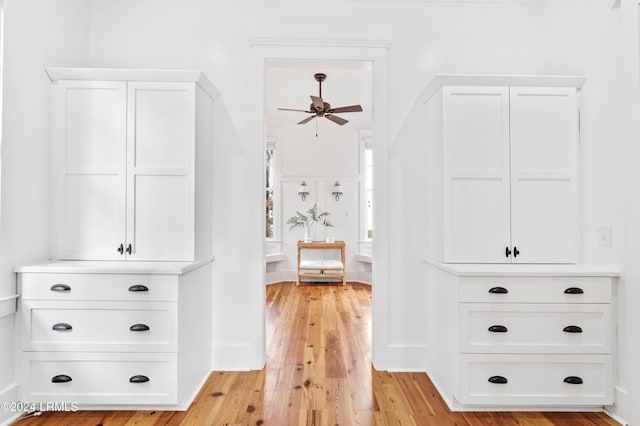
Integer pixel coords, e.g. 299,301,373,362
328,105,363,114
278,108,313,113
311,95,324,111
297,115,316,125
325,114,348,125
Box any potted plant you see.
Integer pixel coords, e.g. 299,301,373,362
287,204,333,242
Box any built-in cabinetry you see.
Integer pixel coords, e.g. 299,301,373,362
49,68,215,261
423,75,619,411
424,76,582,264
426,261,617,409
16,68,217,411
16,261,212,409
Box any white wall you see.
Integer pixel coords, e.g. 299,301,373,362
0,0,89,422
543,1,640,424
273,120,364,282
86,0,547,371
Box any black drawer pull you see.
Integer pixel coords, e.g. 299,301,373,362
488,375,508,384
564,376,583,385
564,287,584,295
488,325,508,333
52,323,72,331
129,375,150,383
128,285,149,292
51,375,72,383
50,284,71,292
488,287,508,294
129,324,150,332
563,325,583,333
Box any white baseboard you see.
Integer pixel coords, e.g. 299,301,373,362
373,344,428,372
211,342,264,371
603,386,630,425
0,383,21,426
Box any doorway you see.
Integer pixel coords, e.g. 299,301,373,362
251,38,390,369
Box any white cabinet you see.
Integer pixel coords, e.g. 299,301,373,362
426,76,583,263
16,260,212,409
426,261,617,409
50,69,216,262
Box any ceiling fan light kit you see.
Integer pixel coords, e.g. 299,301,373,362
278,72,363,128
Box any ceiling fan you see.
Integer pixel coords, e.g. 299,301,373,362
278,73,363,126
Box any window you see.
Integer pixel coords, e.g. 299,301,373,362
364,142,373,240
265,144,276,239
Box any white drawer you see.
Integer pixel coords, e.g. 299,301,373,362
22,352,177,405
22,301,177,352
459,276,612,303
19,273,178,301
459,303,611,354
458,354,612,406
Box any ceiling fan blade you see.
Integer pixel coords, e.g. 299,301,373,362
325,114,348,125
328,105,363,114
298,115,316,125
278,108,313,113
310,95,324,111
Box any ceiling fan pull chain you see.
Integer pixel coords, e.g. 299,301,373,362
316,117,318,138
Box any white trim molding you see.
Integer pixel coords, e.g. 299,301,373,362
0,383,20,426
0,294,18,319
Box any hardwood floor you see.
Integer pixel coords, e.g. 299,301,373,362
13,282,619,425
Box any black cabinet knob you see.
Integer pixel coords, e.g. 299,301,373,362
50,284,71,292
488,375,508,384
128,285,149,292
52,323,72,331
51,375,72,383
126,244,132,255
513,246,520,257
129,375,150,383
129,324,150,332
117,243,124,255
505,246,512,258
488,325,508,333
564,376,583,385
488,287,509,294
564,287,584,295
563,325,583,333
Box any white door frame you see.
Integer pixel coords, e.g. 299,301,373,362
250,38,390,368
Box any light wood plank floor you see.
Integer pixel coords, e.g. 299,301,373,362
13,282,619,425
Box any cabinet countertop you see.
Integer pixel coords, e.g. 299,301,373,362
14,256,214,275
424,257,619,277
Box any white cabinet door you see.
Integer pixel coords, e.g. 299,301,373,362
52,81,127,260
443,87,511,263
510,87,578,263
125,83,195,261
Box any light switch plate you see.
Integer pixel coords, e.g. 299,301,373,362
597,226,612,247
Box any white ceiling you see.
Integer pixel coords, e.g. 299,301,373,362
265,59,373,134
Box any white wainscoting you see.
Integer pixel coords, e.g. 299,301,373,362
0,295,18,319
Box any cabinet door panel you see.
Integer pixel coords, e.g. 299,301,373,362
129,85,192,169
52,81,127,260
448,179,510,262
126,83,195,261
443,87,510,263
510,87,578,263
128,175,192,261
63,175,125,260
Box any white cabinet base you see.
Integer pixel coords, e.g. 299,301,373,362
16,259,213,411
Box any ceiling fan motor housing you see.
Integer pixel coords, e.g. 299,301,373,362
310,101,331,115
